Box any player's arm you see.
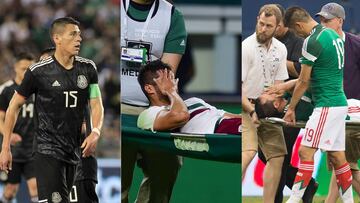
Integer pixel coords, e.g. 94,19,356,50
288,66,311,109
283,64,312,125
0,111,5,135
81,84,104,157
153,69,189,131
161,53,182,73
0,92,26,171
286,60,299,78
265,79,298,95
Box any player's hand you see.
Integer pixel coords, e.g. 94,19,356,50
81,132,100,157
283,108,296,126
10,133,22,146
0,149,12,173
153,69,178,95
264,85,285,97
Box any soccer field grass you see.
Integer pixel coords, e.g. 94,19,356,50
242,196,360,203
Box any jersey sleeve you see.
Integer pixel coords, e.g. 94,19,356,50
88,63,99,84
163,8,187,54
17,69,36,98
300,36,323,67
137,106,167,132
0,89,9,111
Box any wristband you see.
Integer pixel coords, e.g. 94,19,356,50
92,127,101,136
249,110,255,117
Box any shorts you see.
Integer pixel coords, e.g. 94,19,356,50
70,180,98,203
35,152,77,203
242,112,287,160
215,117,241,135
6,160,35,184
302,106,347,151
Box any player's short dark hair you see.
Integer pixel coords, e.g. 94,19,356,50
50,17,80,38
41,47,56,56
284,6,312,28
254,98,280,119
15,52,35,62
138,60,172,98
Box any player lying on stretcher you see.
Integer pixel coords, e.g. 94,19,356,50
136,60,241,135
255,79,360,197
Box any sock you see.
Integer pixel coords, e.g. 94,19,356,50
286,161,314,203
335,163,354,203
31,196,38,203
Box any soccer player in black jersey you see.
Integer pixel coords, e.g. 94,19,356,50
0,17,104,203
0,53,37,203
40,47,99,203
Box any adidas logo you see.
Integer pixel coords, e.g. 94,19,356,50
180,39,185,46
52,80,61,87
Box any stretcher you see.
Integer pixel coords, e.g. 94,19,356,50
263,117,360,130
122,114,241,163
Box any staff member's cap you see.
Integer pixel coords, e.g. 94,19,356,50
315,2,345,20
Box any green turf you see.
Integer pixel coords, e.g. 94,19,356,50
129,158,241,203
242,196,360,203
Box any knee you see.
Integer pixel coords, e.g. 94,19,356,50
243,150,257,160
268,155,284,166
327,152,346,167
298,147,313,161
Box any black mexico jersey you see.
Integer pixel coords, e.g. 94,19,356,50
17,56,99,165
0,80,35,162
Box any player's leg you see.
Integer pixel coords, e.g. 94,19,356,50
121,104,146,203
324,106,353,202
1,184,19,203
136,150,181,203
328,151,353,203
1,162,21,203
349,165,360,196
281,127,318,203
258,122,286,203
71,180,99,203
286,145,317,203
345,129,360,195
35,152,70,203
242,112,258,180
26,178,38,203
24,159,38,202
325,171,339,203
121,144,138,203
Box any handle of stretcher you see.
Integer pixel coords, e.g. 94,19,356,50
263,117,360,129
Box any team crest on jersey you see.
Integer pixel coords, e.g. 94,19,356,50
52,192,62,203
77,75,88,89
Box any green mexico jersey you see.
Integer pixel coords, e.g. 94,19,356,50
127,2,187,54
300,24,347,107
284,91,314,121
